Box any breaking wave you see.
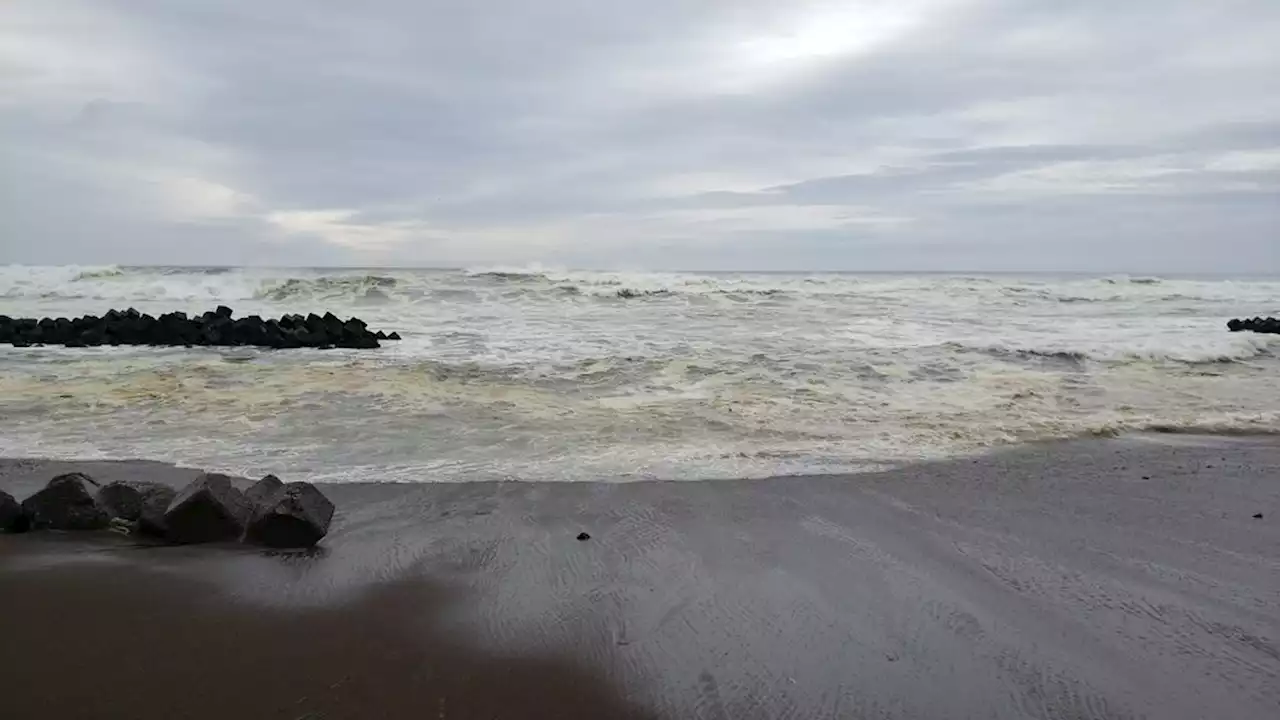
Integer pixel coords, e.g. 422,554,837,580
71,265,125,281
255,275,398,302
1102,275,1163,285
1087,412,1280,438
964,334,1275,366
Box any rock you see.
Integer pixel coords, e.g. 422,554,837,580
577,532,591,541
97,481,176,537
1254,513,1265,519
1,309,396,350
1,490,30,532
245,474,284,507
20,473,110,530
1229,316,1280,334
163,473,252,544
245,482,335,548
387,332,401,341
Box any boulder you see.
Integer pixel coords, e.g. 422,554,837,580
245,482,335,548
97,481,176,537
20,473,110,531
163,473,252,544
245,474,284,507
1,490,29,532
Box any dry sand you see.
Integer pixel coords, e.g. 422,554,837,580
1,434,1278,719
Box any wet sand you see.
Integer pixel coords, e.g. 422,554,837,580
2,435,1278,719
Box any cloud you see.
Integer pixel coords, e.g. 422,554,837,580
1,0,1277,271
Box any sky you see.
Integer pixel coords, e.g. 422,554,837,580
2,0,1278,272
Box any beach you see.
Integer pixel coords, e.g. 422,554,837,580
3,434,1277,719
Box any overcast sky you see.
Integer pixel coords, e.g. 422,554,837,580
2,1,1278,271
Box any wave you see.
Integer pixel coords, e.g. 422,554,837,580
465,267,810,300
1101,275,1163,285
71,265,125,281
466,269,553,283
255,275,398,302
0,266,411,304
964,335,1274,365
3,265,1278,314
1087,412,1280,438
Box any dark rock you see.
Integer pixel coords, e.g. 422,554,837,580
577,532,591,541
245,474,284,507
20,473,110,531
0,309,394,350
1254,513,1265,519
163,473,252,544
1230,316,1280,334
244,482,335,548
79,329,105,346
96,481,176,537
1,490,30,532
337,329,379,349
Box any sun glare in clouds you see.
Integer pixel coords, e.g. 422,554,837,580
725,0,961,83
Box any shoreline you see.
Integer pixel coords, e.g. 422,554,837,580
3,434,1278,719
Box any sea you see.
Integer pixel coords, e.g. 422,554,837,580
1,265,1277,483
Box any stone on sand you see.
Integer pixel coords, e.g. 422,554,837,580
20,473,110,531
97,481,177,537
163,473,252,544
245,481,335,548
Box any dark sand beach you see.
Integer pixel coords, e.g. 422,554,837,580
2,435,1278,719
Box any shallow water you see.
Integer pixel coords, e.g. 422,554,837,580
2,265,1278,482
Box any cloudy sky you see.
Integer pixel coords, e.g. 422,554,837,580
2,0,1278,271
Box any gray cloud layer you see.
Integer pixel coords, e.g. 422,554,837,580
2,0,1278,271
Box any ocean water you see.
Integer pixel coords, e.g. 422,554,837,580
1,265,1277,483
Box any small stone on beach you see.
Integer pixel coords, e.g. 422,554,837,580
1254,513,1264,519
577,532,591,541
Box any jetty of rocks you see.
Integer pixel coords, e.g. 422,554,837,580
1227,317,1280,334
1,471,334,549
0,306,400,349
